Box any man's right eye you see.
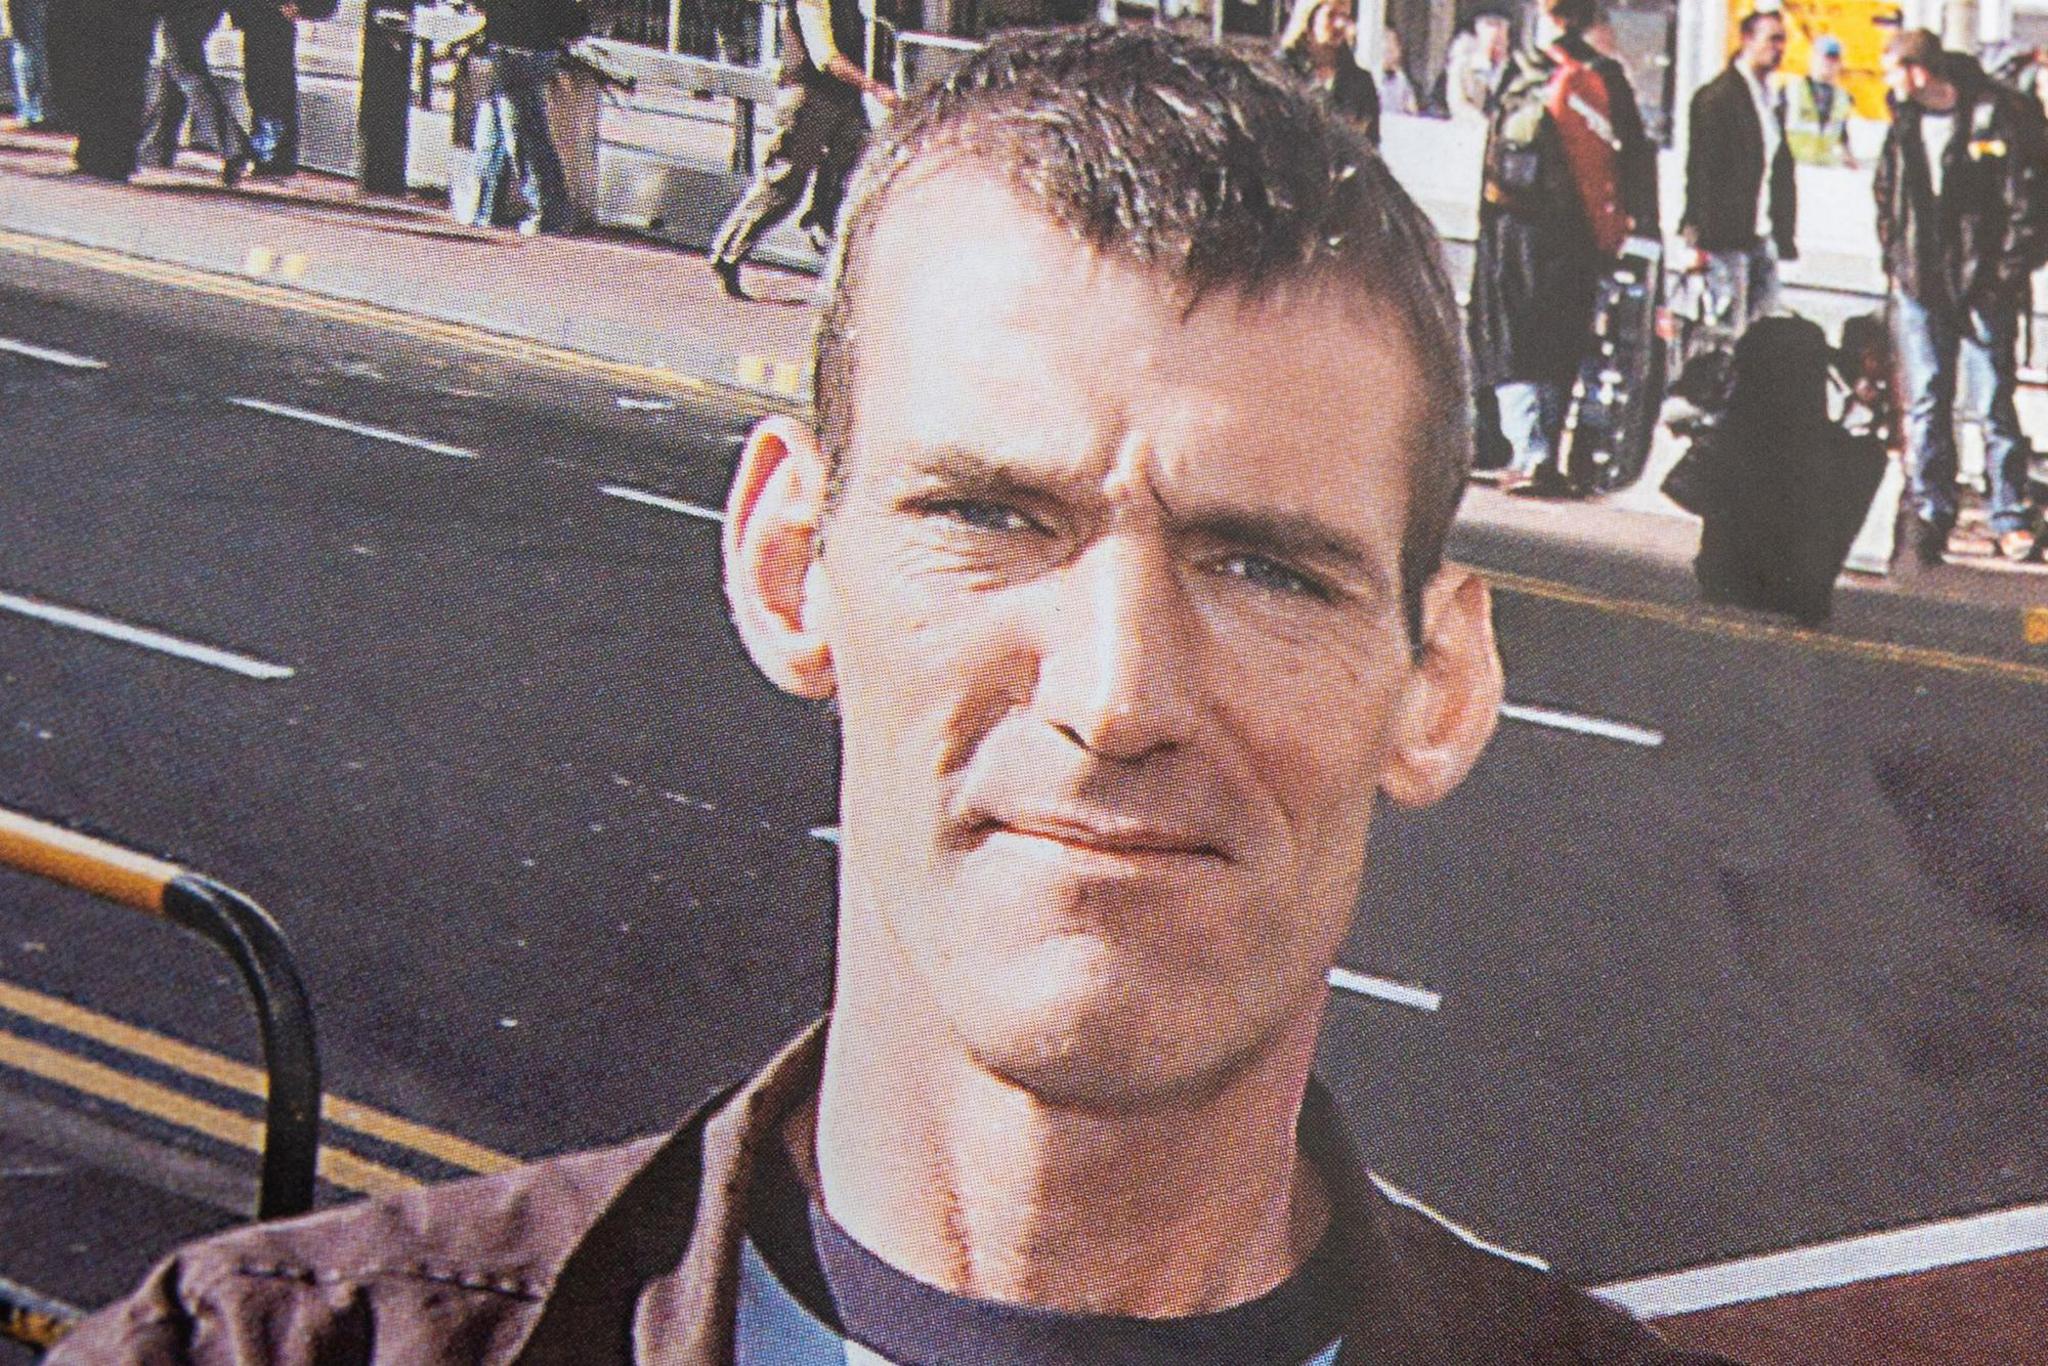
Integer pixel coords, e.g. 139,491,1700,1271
927,499,1038,534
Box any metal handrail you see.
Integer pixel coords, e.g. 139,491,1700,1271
0,807,323,1350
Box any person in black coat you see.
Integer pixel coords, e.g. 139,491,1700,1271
1680,10,1797,332
45,0,162,180
1466,0,1657,490
1276,0,1379,146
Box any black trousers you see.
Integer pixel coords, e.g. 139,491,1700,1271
47,0,162,178
230,0,296,162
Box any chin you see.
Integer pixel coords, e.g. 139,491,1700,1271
943,938,1285,1114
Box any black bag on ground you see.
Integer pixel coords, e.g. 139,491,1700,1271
1688,315,1888,625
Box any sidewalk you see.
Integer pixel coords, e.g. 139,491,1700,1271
3,122,2043,649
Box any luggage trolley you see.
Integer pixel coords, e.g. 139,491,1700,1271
0,807,321,1353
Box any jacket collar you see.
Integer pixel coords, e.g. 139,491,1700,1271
513,1019,1410,1365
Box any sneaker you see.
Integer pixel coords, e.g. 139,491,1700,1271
710,257,745,300
1998,526,2042,563
1909,517,1950,568
1495,469,1536,495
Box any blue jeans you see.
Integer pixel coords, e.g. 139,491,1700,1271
468,46,568,231
1702,239,1780,331
1893,289,2036,534
6,0,48,124
1495,380,1568,476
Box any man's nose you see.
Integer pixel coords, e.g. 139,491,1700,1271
1037,536,1202,763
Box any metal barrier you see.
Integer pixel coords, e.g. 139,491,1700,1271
0,807,322,1351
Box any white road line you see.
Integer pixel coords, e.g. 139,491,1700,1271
1595,1199,2048,1319
1500,702,1664,749
226,398,479,460
1327,966,1441,1013
0,336,107,370
599,484,726,524
808,825,840,845
0,589,294,680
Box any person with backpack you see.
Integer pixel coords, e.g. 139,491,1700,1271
1467,0,1658,493
1876,28,2047,565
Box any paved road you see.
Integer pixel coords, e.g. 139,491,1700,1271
1,250,2044,1334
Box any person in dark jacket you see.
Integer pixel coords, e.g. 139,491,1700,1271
706,0,896,297
53,27,1729,1366
44,0,164,180
1876,29,2046,564
1681,10,1797,331
1467,0,1658,492
136,0,262,182
1276,0,1379,146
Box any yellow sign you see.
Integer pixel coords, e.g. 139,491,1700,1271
1731,0,1896,120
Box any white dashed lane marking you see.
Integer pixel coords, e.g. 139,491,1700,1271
0,336,107,370
225,398,480,460
599,484,727,524
1327,967,1442,1013
1500,702,1664,749
0,588,295,680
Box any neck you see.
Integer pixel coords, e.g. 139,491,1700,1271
808,928,1330,1318
1921,83,1959,113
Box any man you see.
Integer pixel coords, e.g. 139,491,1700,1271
52,27,1728,1365
459,0,589,234
137,0,262,182
230,0,309,176
5,0,49,128
1780,33,1856,169
45,0,164,180
705,0,895,298
1469,0,1659,493
1876,28,2047,565
1682,10,1797,332
1444,9,1510,124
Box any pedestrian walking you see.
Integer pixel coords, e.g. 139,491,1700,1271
1276,0,1378,146
1468,0,1658,493
1780,33,1856,169
231,0,320,176
138,0,261,183
47,0,168,181
459,0,589,234
1876,28,2047,564
706,0,895,298
1681,10,1797,333
5,0,49,128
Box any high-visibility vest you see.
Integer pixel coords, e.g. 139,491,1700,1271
1782,76,1850,166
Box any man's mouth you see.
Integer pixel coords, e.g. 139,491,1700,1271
978,812,1228,862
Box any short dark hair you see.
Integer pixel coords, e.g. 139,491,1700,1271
1738,10,1784,40
1885,27,1943,71
1547,0,1598,33
811,25,1470,647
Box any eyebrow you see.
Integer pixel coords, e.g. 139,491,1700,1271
895,445,1393,595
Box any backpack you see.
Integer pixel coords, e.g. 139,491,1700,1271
1482,46,1628,255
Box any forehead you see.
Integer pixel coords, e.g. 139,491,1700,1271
842,168,1420,542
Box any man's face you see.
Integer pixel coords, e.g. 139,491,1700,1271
1310,0,1355,51
812,172,1437,1110
1745,18,1787,75
1882,51,1926,104
1811,49,1841,83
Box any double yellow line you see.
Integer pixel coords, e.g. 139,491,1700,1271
0,977,514,1200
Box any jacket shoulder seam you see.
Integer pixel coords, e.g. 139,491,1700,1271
227,1260,549,1302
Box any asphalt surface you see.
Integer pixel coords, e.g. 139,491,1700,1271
2,249,2045,1329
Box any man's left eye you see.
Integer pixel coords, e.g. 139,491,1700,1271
1217,554,1330,601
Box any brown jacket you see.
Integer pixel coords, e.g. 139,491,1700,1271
53,1024,1732,1364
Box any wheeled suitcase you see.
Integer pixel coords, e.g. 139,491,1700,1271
1559,235,1665,493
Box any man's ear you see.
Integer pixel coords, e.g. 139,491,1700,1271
1380,566,1504,808
723,416,837,700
